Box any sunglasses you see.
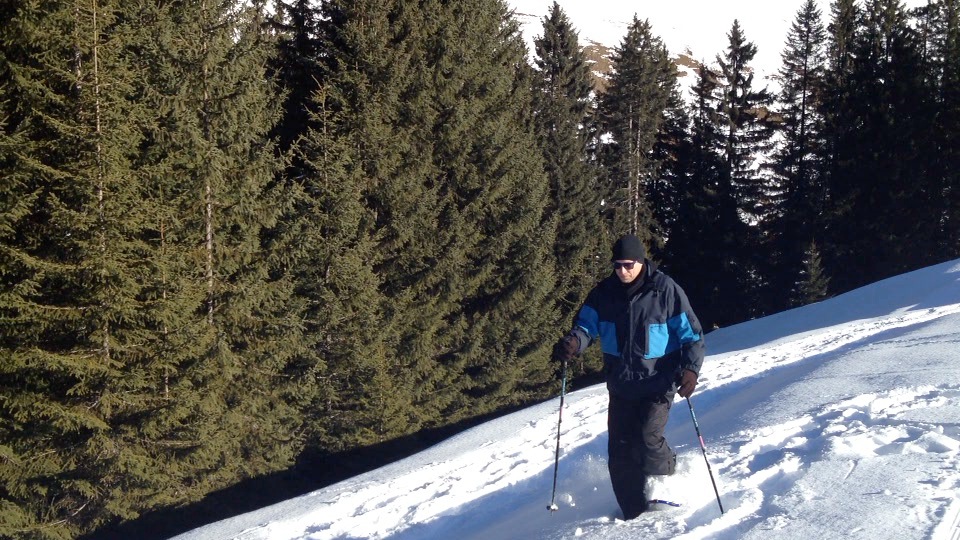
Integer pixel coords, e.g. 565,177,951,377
613,261,637,271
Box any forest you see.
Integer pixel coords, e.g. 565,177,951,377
1,0,957,538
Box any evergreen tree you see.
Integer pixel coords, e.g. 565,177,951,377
647,84,691,259
791,240,831,306
268,0,323,161
666,63,731,329
531,3,606,344
140,0,303,497
0,2,175,535
297,0,407,449
821,0,859,190
819,0,859,290
681,21,774,327
599,16,676,247
1,2,303,534
821,0,934,291
423,0,556,417
716,20,775,224
927,0,960,256
766,0,829,312
303,0,558,444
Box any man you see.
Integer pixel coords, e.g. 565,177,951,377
552,233,705,519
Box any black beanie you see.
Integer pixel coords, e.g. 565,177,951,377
611,234,646,261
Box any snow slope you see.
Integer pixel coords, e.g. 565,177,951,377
171,259,960,540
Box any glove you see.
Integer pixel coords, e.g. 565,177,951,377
551,334,579,363
677,369,698,398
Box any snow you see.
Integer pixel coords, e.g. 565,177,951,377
170,259,960,540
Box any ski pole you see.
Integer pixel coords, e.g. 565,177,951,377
686,396,724,514
547,359,568,512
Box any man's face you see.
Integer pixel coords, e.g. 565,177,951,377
613,260,643,283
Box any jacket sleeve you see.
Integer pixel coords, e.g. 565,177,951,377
671,282,705,375
569,286,601,355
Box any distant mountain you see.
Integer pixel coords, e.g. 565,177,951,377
510,4,729,97
578,40,702,94
510,0,925,95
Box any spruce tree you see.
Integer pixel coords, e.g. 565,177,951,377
301,0,558,441
766,0,829,311
0,1,172,535
821,0,859,190
791,240,831,306
599,17,676,247
822,0,934,291
928,0,960,257
819,0,859,289
647,85,691,259
116,0,303,513
860,0,935,267
653,84,697,285
2,2,302,535
716,20,775,224
666,63,734,329
303,0,442,447
680,21,773,327
293,76,389,450
424,0,556,417
268,0,322,162
531,2,606,350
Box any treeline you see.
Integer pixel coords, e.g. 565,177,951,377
0,0,957,538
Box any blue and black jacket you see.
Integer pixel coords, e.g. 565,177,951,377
569,260,705,401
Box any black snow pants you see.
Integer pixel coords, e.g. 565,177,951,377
607,394,677,519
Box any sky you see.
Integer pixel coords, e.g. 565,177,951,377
508,0,928,87
169,258,960,540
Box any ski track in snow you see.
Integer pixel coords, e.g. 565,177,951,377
236,388,615,540
704,304,960,393
562,386,960,540
172,271,960,540
559,301,960,540
713,387,960,539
